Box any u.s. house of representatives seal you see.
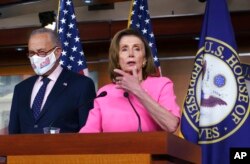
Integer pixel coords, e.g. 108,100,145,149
184,37,250,144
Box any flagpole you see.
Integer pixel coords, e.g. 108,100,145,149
127,0,134,28
56,0,61,32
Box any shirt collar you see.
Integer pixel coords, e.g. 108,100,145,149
47,65,63,82
38,65,63,82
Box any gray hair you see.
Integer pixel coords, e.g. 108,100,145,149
29,28,62,47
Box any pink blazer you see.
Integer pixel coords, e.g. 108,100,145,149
79,76,180,133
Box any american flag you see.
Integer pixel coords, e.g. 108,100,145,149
128,0,161,76
57,0,88,75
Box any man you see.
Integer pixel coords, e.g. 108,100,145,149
8,28,96,134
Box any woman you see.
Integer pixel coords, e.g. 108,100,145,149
79,28,180,133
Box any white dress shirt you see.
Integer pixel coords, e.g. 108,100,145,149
30,65,63,110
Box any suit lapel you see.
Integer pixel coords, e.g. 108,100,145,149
37,69,71,120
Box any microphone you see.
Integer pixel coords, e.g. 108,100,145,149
96,91,107,98
123,92,142,132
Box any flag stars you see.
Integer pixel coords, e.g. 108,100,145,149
68,23,74,29
149,32,154,38
75,36,80,42
153,56,158,62
59,60,64,65
59,0,88,73
71,14,76,19
66,0,71,6
58,28,63,33
61,50,67,56
66,32,72,38
78,60,83,66
63,9,68,15
129,0,160,69
67,65,72,70
60,18,66,24
72,46,77,52
142,28,147,34
139,5,144,10
64,41,69,47
69,55,75,61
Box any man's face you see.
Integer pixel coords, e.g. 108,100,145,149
28,32,62,75
28,33,56,58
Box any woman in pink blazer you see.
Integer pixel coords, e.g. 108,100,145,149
80,28,180,133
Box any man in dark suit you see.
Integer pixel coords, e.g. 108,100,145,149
8,28,96,134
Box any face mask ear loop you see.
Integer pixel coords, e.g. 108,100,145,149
53,47,61,61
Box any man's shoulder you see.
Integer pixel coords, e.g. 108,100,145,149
63,69,94,85
64,69,89,79
16,75,37,87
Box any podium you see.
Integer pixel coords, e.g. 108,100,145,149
0,132,200,164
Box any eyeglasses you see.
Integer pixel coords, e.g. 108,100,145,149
28,46,57,57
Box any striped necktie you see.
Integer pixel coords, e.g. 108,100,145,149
32,77,50,120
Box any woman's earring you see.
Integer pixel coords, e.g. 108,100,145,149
142,61,146,68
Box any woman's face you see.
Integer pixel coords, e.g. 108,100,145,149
118,35,146,75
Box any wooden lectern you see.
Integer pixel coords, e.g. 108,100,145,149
0,132,201,164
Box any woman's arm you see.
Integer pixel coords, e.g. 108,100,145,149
114,68,180,132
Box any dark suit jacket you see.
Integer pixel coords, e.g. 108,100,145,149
8,68,96,134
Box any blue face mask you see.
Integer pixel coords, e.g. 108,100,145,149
29,49,57,75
